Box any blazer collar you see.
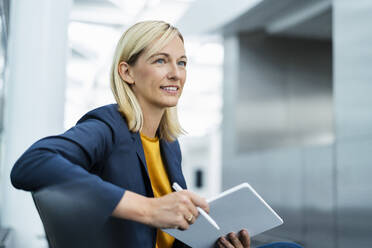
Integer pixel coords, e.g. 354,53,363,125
131,131,187,190
131,132,149,177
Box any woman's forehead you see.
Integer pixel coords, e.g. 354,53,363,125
144,36,185,59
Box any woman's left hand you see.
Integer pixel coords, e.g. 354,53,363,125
215,229,250,248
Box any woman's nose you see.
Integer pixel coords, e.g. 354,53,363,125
167,63,181,81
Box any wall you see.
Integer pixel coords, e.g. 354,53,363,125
333,0,372,247
222,2,372,246
222,34,335,247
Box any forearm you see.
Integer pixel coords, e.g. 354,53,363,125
11,148,89,191
11,119,113,191
112,190,153,225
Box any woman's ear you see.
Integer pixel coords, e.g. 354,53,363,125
118,61,135,85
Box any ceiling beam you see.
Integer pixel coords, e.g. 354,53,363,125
266,0,331,34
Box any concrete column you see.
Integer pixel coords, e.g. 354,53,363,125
333,0,372,247
222,35,239,166
1,0,72,247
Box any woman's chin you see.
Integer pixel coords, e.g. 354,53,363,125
160,98,180,108
164,102,178,108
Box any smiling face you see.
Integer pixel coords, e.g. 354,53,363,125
119,35,187,114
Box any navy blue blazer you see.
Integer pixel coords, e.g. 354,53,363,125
11,104,189,248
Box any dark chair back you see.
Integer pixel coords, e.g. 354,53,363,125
32,182,107,248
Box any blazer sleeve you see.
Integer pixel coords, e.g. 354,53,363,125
10,117,125,223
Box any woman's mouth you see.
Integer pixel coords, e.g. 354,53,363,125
160,86,179,94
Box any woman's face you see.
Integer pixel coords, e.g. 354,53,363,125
124,36,187,112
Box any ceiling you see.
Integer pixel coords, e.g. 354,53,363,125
177,0,332,40
72,0,196,28
222,0,332,40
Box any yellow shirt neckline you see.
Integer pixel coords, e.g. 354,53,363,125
140,132,159,142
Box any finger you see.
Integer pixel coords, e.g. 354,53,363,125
174,193,194,219
215,239,225,248
218,236,234,248
184,212,196,224
186,190,210,213
178,191,199,218
227,232,243,248
177,219,190,230
239,229,250,248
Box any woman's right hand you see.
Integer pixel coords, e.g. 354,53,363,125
112,190,209,230
147,190,210,230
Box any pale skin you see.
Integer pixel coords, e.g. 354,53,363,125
112,35,250,247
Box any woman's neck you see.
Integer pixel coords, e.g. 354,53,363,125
140,105,165,138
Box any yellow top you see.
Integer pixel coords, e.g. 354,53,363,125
140,133,175,248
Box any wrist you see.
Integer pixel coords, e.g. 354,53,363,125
112,191,154,226
140,196,155,226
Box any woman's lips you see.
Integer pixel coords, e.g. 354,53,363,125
160,86,179,94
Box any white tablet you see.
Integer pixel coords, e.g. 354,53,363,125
163,182,283,248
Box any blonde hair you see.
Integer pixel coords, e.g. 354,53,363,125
110,20,185,141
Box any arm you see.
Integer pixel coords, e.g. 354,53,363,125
11,115,209,229
11,118,125,223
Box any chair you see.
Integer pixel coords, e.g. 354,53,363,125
32,181,108,248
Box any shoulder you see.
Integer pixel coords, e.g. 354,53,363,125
78,104,122,122
76,104,131,139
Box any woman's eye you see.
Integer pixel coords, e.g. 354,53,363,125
178,61,187,67
154,58,165,64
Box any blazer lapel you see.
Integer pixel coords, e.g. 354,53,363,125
131,132,150,180
131,131,187,191
160,140,187,189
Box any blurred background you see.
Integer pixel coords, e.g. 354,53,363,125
0,0,371,247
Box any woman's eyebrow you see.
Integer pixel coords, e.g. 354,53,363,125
148,53,187,60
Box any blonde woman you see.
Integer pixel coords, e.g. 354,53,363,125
11,21,251,248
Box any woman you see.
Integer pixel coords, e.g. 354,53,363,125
11,20,250,248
